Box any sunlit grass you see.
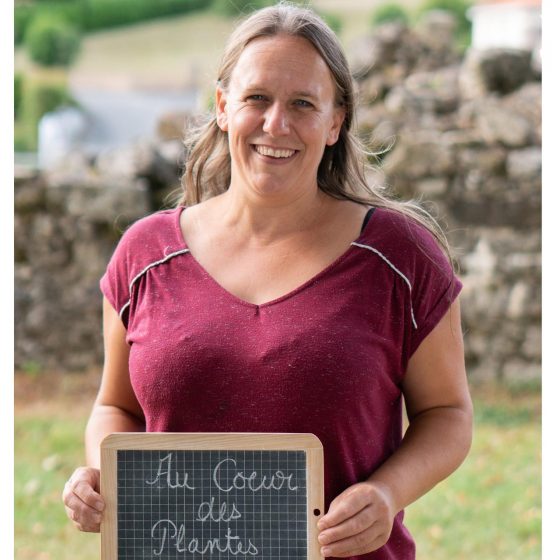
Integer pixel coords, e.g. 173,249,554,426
408,404,541,559
15,409,100,560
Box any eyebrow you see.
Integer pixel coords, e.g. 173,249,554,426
243,85,319,100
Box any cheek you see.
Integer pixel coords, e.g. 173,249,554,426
304,118,333,148
230,106,261,134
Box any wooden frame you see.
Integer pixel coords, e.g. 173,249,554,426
101,432,324,559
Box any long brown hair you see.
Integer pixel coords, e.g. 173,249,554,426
179,2,453,262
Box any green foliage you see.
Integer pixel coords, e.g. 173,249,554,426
17,1,85,45
15,0,208,43
14,3,36,45
21,360,42,378
211,0,275,17
17,74,75,150
14,72,24,119
81,0,207,30
371,3,410,27
417,0,473,49
319,11,343,36
25,15,81,67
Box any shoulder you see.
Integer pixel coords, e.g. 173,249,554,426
357,207,461,356
110,207,186,279
120,207,184,249
118,207,184,253
358,206,452,281
100,207,187,322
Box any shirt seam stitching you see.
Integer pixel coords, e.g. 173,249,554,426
118,248,190,318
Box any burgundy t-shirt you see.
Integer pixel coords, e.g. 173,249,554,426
100,205,462,560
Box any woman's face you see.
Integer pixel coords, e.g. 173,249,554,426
216,34,345,200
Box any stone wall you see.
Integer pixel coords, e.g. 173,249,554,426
352,14,541,383
15,14,541,381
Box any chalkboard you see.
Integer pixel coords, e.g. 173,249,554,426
100,433,324,560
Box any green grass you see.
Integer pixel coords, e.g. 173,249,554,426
15,411,100,560
408,390,541,559
15,375,541,560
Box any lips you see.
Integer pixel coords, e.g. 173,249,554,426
253,144,297,159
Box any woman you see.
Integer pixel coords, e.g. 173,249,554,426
62,4,472,558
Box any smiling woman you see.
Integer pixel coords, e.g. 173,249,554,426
63,4,473,559
215,34,345,200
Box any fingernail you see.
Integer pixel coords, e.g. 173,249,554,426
95,501,104,511
321,547,331,557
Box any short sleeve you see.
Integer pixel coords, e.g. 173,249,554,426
406,224,462,358
99,208,187,329
100,229,134,327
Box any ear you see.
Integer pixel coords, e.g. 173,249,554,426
326,106,346,146
216,86,229,132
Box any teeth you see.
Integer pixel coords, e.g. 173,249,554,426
255,145,295,158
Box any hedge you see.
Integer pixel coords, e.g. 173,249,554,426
15,72,24,119
25,15,81,66
15,0,209,45
16,74,75,150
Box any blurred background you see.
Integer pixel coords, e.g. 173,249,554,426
14,0,541,559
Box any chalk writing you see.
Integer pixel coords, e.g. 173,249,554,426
145,453,196,490
213,458,299,492
116,449,307,558
151,521,259,556
196,497,242,522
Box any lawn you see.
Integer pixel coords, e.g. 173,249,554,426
14,372,540,560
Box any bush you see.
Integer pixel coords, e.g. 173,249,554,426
15,0,207,43
25,15,81,67
82,0,208,30
15,4,36,45
16,1,84,42
15,73,24,119
371,3,410,27
416,0,473,45
17,75,75,150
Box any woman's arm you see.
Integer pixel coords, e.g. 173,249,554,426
85,297,145,467
62,297,145,532
317,299,473,557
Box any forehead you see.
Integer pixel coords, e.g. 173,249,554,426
230,34,336,98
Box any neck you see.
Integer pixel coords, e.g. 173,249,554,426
216,183,332,248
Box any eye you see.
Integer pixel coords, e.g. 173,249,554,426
294,99,313,108
246,94,267,102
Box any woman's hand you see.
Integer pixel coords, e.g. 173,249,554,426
62,466,104,532
317,480,396,557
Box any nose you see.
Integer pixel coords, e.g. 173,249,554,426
262,103,290,136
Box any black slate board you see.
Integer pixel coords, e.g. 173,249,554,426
116,449,308,559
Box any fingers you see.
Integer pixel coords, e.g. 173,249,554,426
318,505,390,558
317,482,395,557
320,525,390,558
62,467,104,533
318,484,374,531
320,524,388,558
319,504,375,544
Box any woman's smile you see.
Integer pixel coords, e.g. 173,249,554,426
251,144,299,162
